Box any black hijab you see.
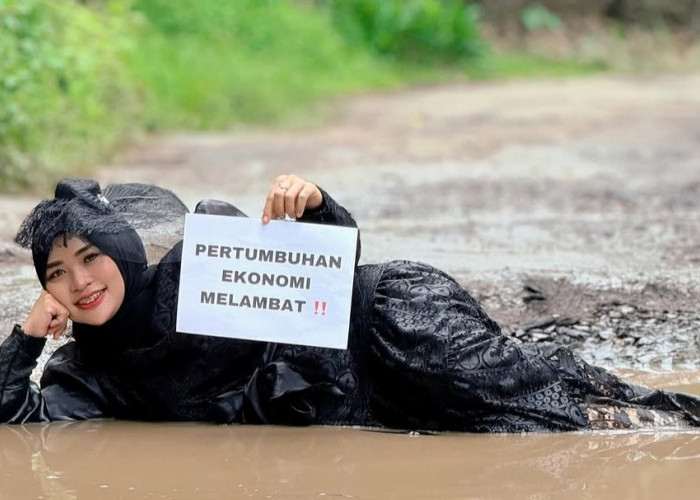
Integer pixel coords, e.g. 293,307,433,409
16,179,160,360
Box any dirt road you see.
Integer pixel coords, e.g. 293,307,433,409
2,74,699,370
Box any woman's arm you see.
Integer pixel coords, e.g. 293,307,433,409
1,291,112,424
0,289,66,423
0,326,113,424
297,187,358,228
0,291,68,422
0,325,50,423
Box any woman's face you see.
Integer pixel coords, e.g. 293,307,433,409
45,236,125,326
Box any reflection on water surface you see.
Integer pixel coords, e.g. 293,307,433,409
1,421,698,499
1,373,698,499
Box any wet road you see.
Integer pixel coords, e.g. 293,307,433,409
1,75,699,499
2,74,699,369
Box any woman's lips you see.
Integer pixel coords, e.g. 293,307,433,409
75,290,105,309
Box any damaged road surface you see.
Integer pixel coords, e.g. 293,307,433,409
1,75,699,374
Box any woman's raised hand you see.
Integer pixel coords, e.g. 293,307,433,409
22,291,70,340
261,174,323,224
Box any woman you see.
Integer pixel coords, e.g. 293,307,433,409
1,176,698,430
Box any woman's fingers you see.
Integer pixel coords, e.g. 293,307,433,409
284,182,305,218
262,175,290,223
48,313,68,331
23,292,70,339
273,176,291,220
262,192,274,224
295,183,315,218
261,175,323,223
45,295,70,339
48,321,66,339
46,295,70,322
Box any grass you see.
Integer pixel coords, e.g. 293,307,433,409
465,52,608,80
128,0,402,131
127,33,398,130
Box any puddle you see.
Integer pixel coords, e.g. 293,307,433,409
1,421,698,499
1,375,697,500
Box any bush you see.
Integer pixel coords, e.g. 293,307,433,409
520,4,563,33
0,0,139,192
3,1,601,193
129,0,395,129
326,0,485,62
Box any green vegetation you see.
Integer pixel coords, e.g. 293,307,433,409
0,0,606,192
519,4,563,33
128,0,396,129
327,0,484,61
466,53,607,80
0,0,138,191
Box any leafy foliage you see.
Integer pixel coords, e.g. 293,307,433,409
128,0,394,129
327,0,485,61
0,0,139,191
520,4,563,33
1,0,601,192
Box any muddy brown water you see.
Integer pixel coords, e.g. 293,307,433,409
1,381,699,500
1,376,698,499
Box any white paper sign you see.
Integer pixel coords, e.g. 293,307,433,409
176,214,358,349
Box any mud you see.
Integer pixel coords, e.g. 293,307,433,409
1,418,699,499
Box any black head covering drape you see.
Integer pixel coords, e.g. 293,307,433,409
15,179,188,359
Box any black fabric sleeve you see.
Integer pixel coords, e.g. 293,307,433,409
298,187,362,265
0,325,49,423
0,326,111,424
38,343,113,421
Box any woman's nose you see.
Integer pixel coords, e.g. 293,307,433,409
71,267,93,291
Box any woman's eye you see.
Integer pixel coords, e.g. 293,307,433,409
84,252,101,263
47,269,65,281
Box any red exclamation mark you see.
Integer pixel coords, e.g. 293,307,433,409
322,301,327,315
314,301,319,315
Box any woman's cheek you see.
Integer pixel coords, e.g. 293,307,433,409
45,281,67,304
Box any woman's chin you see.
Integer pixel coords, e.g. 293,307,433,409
72,316,109,327
71,308,116,326
79,318,109,326
70,295,122,326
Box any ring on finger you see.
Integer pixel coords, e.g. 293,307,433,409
279,182,289,191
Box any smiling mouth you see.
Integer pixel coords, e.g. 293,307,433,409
76,290,105,309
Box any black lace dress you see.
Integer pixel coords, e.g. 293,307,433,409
260,259,699,431
1,189,698,431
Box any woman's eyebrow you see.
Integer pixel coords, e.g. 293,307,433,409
46,243,95,270
74,243,94,256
